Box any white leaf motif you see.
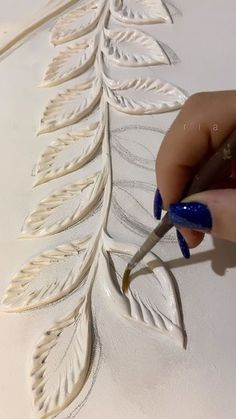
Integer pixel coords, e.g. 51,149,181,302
1,236,98,311
22,169,107,237
35,117,104,186
102,236,184,346
102,28,169,66
31,297,92,419
42,39,97,87
38,77,102,135
51,0,105,45
104,76,187,114
110,0,171,24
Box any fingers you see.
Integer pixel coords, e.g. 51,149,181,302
154,91,236,254
178,228,204,248
169,189,236,243
153,188,204,253
156,91,236,208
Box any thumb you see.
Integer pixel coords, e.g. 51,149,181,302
169,189,236,243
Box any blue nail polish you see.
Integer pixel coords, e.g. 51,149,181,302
154,189,163,220
169,202,212,231
176,230,190,259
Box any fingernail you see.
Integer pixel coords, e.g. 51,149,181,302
176,230,190,259
154,189,163,220
169,202,212,231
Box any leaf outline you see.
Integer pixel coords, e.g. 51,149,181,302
35,114,104,186
104,75,187,114
42,38,98,87
101,28,169,66
31,296,92,419
110,0,172,24
51,0,106,45
22,168,107,237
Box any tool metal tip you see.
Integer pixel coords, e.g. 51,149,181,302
122,268,131,294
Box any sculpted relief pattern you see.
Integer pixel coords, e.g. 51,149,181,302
0,1,187,418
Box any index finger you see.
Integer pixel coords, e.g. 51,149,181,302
156,91,236,207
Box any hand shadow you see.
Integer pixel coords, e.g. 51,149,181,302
167,237,236,277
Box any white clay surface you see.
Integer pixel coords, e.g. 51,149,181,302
1,1,236,419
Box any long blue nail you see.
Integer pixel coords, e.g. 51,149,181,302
154,189,163,220
169,202,212,231
176,230,190,259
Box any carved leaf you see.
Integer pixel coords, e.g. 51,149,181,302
104,76,187,114
35,116,104,186
110,0,172,24
22,169,107,237
102,236,184,346
51,0,105,45
42,39,97,87
38,77,102,135
102,28,169,66
1,236,99,311
31,297,92,419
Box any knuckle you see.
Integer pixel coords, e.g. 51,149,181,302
179,91,212,124
184,92,209,109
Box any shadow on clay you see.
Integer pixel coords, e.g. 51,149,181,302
167,238,236,277
165,1,183,17
159,41,181,65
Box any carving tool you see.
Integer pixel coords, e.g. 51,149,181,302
122,128,236,293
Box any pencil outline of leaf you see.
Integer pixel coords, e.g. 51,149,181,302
112,180,155,238
110,0,172,25
104,76,187,115
1,236,101,312
22,168,107,238
102,235,184,346
112,180,177,243
35,115,104,186
51,0,106,46
42,38,98,87
37,77,102,135
101,28,169,66
112,130,156,171
31,296,92,419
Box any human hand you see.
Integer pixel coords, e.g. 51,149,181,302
155,91,236,257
